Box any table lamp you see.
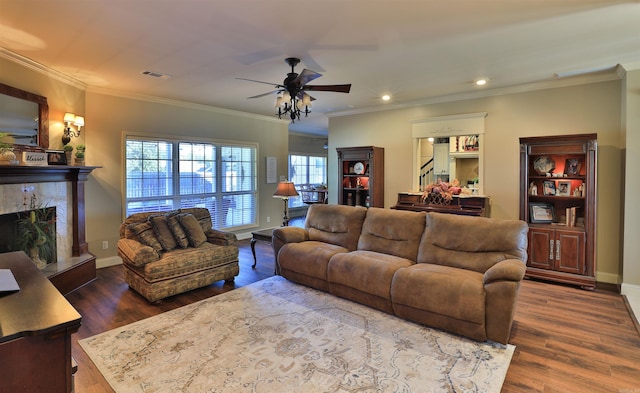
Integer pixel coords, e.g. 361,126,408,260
273,180,299,226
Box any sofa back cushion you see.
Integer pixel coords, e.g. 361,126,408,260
417,212,528,273
305,204,368,251
357,208,426,261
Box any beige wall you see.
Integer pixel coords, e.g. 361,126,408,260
84,92,290,259
622,69,640,290
329,80,625,284
1,55,291,264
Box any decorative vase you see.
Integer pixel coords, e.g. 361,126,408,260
29,246,47,270
75,157,85,166
65,151,72,164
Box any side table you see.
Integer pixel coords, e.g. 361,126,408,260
250,228,275,268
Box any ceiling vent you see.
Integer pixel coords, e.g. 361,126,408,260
141,70,172,80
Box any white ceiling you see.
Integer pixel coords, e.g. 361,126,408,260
1,0,639,136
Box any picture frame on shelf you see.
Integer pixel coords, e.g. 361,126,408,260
530,202,555,223
543,180,556,196
557,180,571,196
564,158,582,176
46,149,66,165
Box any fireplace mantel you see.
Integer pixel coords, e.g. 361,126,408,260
0,165,100,294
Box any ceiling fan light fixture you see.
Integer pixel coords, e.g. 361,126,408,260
240,57,351,123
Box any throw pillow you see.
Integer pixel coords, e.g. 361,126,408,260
148,214,178,251
167,212,189,248
128,222,163,252
177,213,208,247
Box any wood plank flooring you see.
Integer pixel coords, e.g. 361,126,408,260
66,239,640,393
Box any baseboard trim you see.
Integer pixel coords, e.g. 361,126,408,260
96,256,122,269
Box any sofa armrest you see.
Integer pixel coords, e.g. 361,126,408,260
272,227,308,259
483,259,526,285
205,229,238,246
117,238,160,267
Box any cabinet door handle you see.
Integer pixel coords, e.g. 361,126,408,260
555,240,561,261
549,239,554,260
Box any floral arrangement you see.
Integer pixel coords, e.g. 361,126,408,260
421,178,472,205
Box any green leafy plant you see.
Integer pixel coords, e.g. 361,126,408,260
15,194,56,264
63,144,73,152
0,132,12,150
75,144,85,158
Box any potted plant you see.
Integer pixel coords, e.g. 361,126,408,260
15,198,56,269
63,144,73,164
75,144,85,165
0,132,16,164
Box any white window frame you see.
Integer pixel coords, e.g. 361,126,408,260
288,153,327,208
124,135,257,230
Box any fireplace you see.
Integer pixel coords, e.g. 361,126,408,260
0,165,98,294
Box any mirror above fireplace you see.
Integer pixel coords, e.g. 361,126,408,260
0,82,49,149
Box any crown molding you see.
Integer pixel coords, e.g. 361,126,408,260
86,85,286,124
0,48,88,90
327,70,622,119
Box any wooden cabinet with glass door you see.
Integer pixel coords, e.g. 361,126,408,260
337,146,384,208
519,134,596,290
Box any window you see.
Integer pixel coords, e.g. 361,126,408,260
288,154,327,208
125,137,257,229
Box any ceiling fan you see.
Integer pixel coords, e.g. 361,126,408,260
237,57,351,122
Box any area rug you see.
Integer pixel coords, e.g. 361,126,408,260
79,276,514,393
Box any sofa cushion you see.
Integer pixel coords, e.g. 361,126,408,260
328,250,413,313
417,212,528,273
278,241,349,291
305,204,367,251
134,242,238,282
357,208,426,261
167,212,190,248
391,263,485,324
178,213,208,247
129,222,163,252
180,207,213,232
149,214,178,251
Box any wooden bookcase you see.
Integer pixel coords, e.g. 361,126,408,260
337,146,384,208
519,134,597,289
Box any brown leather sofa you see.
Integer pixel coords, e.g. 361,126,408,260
118,208,239,302
273,204,528,344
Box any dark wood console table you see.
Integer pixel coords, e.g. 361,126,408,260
0,251,81,393
391,192,490,217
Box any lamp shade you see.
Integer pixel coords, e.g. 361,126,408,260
63,112,76,123
73,116,85,127
273,181,299,198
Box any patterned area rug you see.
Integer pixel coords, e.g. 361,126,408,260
79,276,514,393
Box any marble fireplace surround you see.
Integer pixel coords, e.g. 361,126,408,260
0,165,98,294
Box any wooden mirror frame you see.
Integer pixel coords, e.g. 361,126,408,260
0,82,49,149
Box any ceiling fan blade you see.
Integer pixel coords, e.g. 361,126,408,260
247,90,281,99
295,69,322,86
304,84,351,93
236,77,282,88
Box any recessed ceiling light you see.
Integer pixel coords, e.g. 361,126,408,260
381,94,391,101
475,78,488,86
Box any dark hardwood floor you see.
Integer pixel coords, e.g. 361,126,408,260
66,238,640,393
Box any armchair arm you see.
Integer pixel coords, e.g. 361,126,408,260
205,229,238,246
483,259,526,285
117,238,160,267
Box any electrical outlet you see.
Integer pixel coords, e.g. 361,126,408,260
102,241,108,250
266,216,271,223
